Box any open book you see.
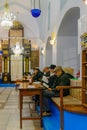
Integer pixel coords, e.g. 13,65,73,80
28,85,35,88
42,75,49,84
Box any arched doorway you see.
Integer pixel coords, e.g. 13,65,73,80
57,7,80,76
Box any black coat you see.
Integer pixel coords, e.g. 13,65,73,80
48,75,57,88
51,71,74,96
44,71,50,77
32,70,43,82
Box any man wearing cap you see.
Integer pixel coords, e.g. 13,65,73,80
47,64,57,86
41,65,57,93
42,65,74,116
42,64,57,87
49,64,56,76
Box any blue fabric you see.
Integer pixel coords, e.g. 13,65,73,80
42,100,60,130
42,116,60,130
48,100,60,120
0,83,15,87
42,100,87,130
0,79,2,83
64,111,87,130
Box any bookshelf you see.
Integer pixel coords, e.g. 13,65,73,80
81,32,87,107
82,49,87,107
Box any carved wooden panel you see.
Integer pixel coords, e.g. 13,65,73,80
9,28,24,81
0,56,2,73
9,29,24,48
4,57,8,73
31,50,39,68
24,57,29,73
24,44,31,57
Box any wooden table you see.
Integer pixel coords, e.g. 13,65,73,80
18,82,43,129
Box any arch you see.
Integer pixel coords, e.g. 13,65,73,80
58,7,80,36
57,7,80,75
54,0,82,35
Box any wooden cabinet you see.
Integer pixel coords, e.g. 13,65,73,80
31,50,39,68
82,49,87,107
9,28,24,48
8,27,24,81
0,55,2,73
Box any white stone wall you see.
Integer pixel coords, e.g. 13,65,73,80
11,55,23,81
40,0,87,78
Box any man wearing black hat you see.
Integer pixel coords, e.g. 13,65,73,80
48,64,57,87
49,64,56,76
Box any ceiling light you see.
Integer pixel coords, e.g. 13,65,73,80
50,32,56,46
12,42,24,55
50,39,55,46
83,0,87,4
0,0,16,29
41,47,45,55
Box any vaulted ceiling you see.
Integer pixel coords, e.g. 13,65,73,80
0,0,44,48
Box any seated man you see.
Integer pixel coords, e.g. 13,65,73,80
32,67,43,82
31,67,43,102
42,66,74,116
43,67,50,77
49,64,56,76
42,64,56,88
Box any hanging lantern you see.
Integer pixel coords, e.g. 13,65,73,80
30,0,41,18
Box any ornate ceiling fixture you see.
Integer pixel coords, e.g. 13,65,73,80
50,32,56,46
83,0,87,4
31,0,41,18
11,42,24,56
0,0,16,29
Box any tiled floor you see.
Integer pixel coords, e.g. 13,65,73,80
0,87,43,130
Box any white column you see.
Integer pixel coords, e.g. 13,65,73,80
52,39,57,65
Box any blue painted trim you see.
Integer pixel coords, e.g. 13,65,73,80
64,111,87,130
42,99,87,130
0,83,15,87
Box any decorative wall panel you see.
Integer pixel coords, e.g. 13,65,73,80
31,50,39,68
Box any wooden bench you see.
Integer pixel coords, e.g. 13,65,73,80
42,86,87,130
52,95,81,109
51,86,87,130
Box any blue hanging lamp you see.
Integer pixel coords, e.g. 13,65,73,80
30,0,41,18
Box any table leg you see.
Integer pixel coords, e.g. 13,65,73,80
20,94,22,129
40,92,42,127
